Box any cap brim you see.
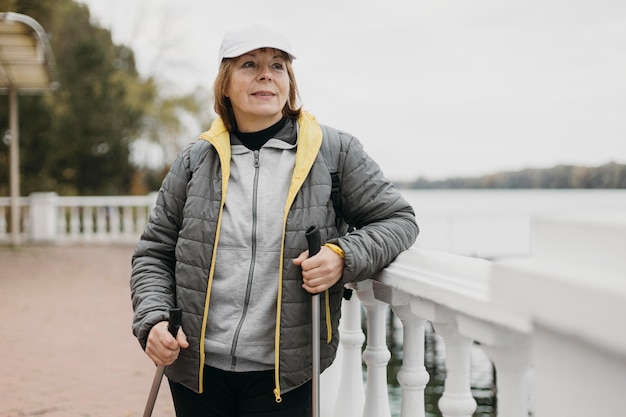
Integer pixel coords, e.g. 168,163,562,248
222,44,296,61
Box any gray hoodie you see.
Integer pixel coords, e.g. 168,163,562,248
204,123,297,372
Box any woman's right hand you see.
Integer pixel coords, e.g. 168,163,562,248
145,321,190,366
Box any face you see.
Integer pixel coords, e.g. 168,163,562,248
225,48,291,132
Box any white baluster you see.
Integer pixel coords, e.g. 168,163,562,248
96,207,107,239
333,294,365,417
69,206,80,239
0,206,7,237
21,205,30,239
136,206,147,236
456,313,532,417
57,206,68,240
109,206,120,239
392,304,430,417
122,206,134,238
482,343,531,417
432,322,477,417
82,206,93,241
357,281,392,417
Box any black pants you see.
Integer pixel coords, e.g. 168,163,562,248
169,366,311,417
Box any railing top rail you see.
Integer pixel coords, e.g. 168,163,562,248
0,194,157,207
372,246,531,333
55,195,156,206
0,196,30,205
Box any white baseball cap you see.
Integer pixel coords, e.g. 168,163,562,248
218,24,296,63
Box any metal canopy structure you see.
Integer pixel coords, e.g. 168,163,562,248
0,12,57,91
0,12,58,245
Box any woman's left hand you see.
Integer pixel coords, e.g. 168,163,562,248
293,245,344,294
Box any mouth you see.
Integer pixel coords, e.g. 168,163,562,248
252,91,275,97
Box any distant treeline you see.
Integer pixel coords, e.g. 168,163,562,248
400,162,626,189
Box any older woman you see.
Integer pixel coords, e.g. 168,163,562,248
131,24,418,417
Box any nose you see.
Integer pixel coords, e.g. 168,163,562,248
258,66,272,81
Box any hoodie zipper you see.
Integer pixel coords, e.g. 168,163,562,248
229,150,261,370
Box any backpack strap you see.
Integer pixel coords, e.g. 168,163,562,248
319,125,342,225
320,125,355,236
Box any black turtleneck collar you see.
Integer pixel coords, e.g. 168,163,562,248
234,117,288,151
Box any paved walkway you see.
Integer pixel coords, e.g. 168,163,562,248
0,244,176,417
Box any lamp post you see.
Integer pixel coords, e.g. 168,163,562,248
8,86,19,245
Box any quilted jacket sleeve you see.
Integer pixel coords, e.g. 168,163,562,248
330,133,419,284
130,144,192,349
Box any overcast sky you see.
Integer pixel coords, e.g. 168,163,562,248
78,0,626,181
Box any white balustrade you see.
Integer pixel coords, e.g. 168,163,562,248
326,247,507,417
0,192,158,244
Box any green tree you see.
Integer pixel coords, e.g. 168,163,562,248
0,0,148,194
0,0,210,195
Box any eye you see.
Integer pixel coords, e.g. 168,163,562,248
271,62,286,71
241,61,256,68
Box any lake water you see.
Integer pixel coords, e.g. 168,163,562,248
385,189,626,416
401,189,626,259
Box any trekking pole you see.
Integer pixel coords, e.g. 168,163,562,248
305,226,321,417
142,307,182,417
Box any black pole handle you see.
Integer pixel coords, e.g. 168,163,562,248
305,226,322,417
305,226,321,257
167,307,182,338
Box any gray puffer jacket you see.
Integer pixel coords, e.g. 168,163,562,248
130,111,418,401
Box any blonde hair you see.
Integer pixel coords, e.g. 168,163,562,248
213,49,302,132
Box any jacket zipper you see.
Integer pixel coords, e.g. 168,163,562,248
229,150,261,370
